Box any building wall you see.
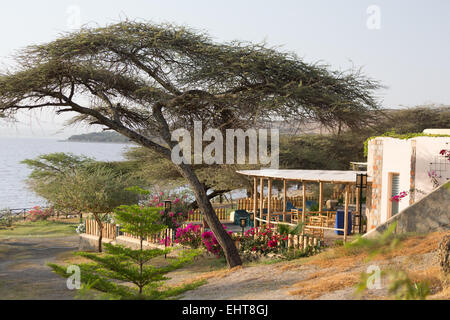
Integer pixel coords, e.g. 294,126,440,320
414,137,450,200
366,136,450,230
364,182,450,238
378,138,412,222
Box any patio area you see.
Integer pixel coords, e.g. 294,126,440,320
236,169,371,243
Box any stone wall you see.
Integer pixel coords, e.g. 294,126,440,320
367,139,383,230
364,182,450,238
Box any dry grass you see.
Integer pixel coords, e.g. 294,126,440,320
304,249,367,269
288,272,360,299
281,231,449,300
408,266,445,294
374,231,447,261
172,266,243,287
428,285,450,300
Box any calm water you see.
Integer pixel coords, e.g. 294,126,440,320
0,137,131,209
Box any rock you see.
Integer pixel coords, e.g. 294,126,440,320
437,234,450,275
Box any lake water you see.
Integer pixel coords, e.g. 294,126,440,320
0,137,131,209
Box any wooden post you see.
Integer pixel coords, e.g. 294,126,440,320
253,177,258,228
344,184,349,243
283,179,287,213
355,184,360,233
267,178,272,228
302,181,306,223
319,181,323,214
260,178,264,227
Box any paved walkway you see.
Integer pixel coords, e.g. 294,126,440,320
0,236,79,300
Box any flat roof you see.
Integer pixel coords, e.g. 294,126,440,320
236,169,371,184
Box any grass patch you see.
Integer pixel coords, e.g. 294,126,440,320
0,220,78,238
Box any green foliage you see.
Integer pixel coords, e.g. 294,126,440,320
0,208,14,228
21,152,93,180
0,220,77,238
276,222,305,237
387,270,430,300
22,153,141,215
364,130,450,156
114,205,166,248
346,222,400,260
49,200,202,299
124,146,253,196
70,244,200,297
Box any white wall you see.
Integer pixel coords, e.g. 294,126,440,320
414,137,450,201
379,138,412,223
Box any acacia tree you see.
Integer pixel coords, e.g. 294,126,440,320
124,146,255,207
22,153,139,252
0,21,381,267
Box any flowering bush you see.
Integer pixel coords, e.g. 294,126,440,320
159,236,172,246
27,206,53,221
440,149,450,161
145,191,192,229
201,225,233,258
175,223,203,248
390,191,408,203
76,223,86,234
237,226,287,256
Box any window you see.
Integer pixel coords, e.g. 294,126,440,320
389,173,400,217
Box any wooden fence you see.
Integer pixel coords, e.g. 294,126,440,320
187,208,229,222
236,195,316,211
85,219,117,240
83,217,322,250
84,218,207,245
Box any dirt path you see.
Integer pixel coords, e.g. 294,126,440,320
0,236,79,300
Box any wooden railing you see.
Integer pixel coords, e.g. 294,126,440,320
85,219,117,240
187,208,229,222
236,195,316,211
255,209,349,242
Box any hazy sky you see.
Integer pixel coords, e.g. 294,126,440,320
0,0,449,138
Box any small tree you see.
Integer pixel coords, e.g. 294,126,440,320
60,166,139,252
114,204,165,251
49,204,202,299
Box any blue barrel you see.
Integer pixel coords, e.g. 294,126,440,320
335,210,352,235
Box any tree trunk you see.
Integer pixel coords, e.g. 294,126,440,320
96,218,103,253
176,163,242,268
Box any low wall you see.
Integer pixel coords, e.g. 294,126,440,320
79,234,168,251
364,182,450,238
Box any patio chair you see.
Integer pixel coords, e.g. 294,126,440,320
305,216,325,240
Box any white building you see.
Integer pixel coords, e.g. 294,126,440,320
365,130,450,231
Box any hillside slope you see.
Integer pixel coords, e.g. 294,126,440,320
168,231,449,300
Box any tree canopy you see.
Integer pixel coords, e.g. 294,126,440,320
0,21,382,268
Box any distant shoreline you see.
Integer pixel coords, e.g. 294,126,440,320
60,139,133,144
65,131,132,144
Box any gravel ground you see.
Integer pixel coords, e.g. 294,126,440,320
0,236,79,300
